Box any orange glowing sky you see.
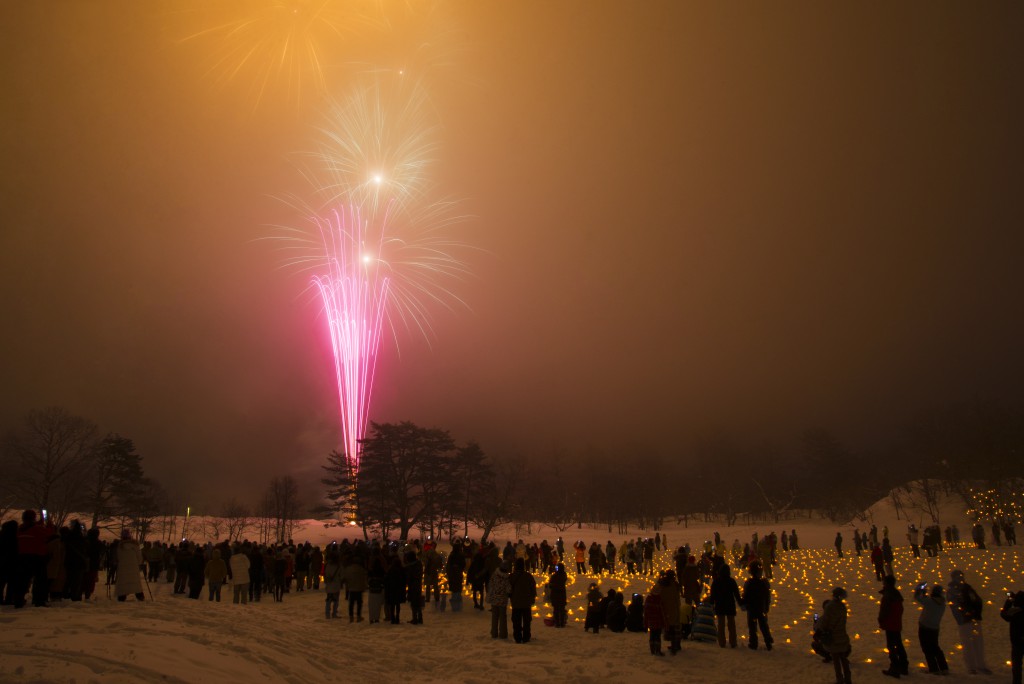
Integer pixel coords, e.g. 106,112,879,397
1,1,1022,506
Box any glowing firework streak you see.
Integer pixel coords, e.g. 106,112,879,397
177,0,379,110
305,76,438,219
311,205,390,470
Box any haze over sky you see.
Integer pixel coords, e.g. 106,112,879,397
2,1,1022,510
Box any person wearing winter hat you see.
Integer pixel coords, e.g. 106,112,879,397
948,569,992,675
681,554,701,605
878,575,909,678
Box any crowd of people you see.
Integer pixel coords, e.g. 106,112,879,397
2,509,1022,683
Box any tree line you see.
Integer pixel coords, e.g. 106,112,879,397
0,407,160,534
328,400,1023,540
3,399,1021,542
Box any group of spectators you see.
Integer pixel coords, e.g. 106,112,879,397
3,510,1023,683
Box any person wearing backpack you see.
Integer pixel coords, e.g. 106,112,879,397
948,569,992,675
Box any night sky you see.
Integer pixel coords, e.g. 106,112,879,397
2,1,1022,510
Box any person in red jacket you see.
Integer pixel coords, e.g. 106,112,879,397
870,544,885,580
879,574,909,678
15,510,52,608
643,583,665,656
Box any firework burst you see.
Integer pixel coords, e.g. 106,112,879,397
300,76,439,219
177,0,379,111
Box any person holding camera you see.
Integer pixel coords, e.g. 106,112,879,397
914,582,949,675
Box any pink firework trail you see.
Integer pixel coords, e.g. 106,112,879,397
311,205,391,472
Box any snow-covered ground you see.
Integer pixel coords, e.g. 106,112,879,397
2,495,1021,684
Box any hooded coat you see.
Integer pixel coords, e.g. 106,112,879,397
820,597,852,654
115,539,144,596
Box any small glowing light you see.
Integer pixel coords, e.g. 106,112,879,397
373,174,383,184
362,254,373,265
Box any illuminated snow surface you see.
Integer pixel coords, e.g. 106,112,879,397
2,495,1020,684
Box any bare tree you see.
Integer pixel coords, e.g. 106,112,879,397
4,407,98,527
751,478,798,523
267,476,300,544
472,456,525,543
204,516,225,542
220,499,254,542
254,493,275,546
904,479,944,525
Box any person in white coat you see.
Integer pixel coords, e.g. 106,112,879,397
229,544,251,604
115,531,145,602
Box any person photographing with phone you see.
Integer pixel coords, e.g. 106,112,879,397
914,581,950,675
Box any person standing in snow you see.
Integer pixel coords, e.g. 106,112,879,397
404,550,424,625
681,554,702,605
187,544,206,599
574,541,587,575
658,570,684,654
422,544,442,609
821,587,853,684
878,574,909,678
948,569,992,675
229,543,250,604
509,557,537,644
445,540,464,612
708,563,741,648
322,547,342,619
548,562,568,628
487,559,511,639
384,553,407,625
366,554,386,622
742,562,774,651
115,530,145,602
914,582,949,675
870,544,885,581
342,552,367,622
881,538,895,577
907,524,921,558
584,582,603,633
204,548,228,602
643,583,665,656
